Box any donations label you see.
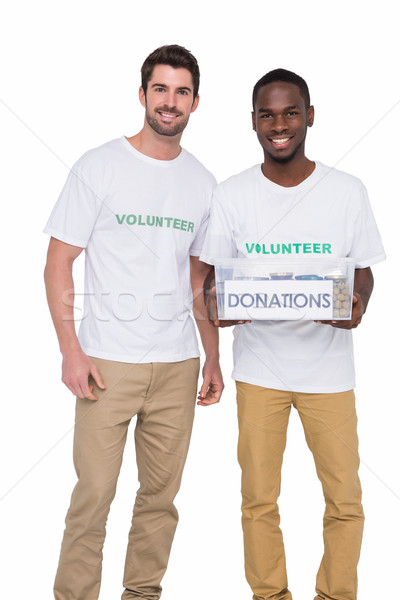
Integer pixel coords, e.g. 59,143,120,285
222,280,334,320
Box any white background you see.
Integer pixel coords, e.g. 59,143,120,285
0,1,399,598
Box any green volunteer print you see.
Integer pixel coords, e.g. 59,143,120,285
245,242,332,255
115,214,195,232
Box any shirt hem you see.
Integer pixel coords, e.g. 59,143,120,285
355,252,386,269
43,226,88,249
82,346,200,364
199,253,216,265
232,370,355,394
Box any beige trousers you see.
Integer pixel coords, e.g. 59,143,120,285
54,357,200,600
236,382,364,600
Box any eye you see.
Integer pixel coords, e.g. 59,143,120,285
260,113,272,119
177,90,189,95
155,87,166,92
287,111,298,117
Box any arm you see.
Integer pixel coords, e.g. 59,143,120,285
203,266,250,328
190,256,224,406
316,266,374,330
44,237,105,400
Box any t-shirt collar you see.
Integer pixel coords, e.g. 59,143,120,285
256,161,321,193
120,136,187,167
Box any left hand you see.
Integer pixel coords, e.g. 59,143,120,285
197,359,224,406
315,293,364,330
206,285,251,328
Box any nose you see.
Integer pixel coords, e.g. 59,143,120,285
271,114,288,132
164,90,176,108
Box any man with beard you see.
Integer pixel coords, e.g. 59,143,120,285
200,69,385,600
44,44,223,600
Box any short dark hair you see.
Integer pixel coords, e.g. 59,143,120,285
252,68,311,111
141,44,200,99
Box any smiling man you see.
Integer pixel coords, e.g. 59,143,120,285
44,45,223,600
201,69,385,600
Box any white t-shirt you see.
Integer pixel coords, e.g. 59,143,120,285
44,136,216,363
200,162,385,393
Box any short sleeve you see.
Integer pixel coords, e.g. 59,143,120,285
189,210,210,257
188,171,216,257
349,183,386,268
200,188,237,264
43,154,103,248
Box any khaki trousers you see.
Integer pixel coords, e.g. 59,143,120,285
54,357,200,600
236,382,364,600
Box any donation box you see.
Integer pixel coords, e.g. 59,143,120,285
214,258,355,321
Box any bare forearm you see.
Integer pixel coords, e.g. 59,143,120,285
190,260,219,360
192,275,219,359
44,258,81,356
188,257,224,405
203,267,215,306
193,297,220,360
44,238,104,400
354,267,374,314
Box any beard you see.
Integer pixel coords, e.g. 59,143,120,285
269,148,299,164
146,106,189,137
264,132,307,164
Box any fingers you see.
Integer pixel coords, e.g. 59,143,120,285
90,364,106,390
77,380,99,401
83,384,99,401
198,377,210,402
197,399,218,406
198,386,224,406
61,354,106,401
197,391,222,406
63,380,98,401
216,319,251,328
197,377,224,406
206,285,251,328
78,382,97,401
315,318,362,330
62,372,101,401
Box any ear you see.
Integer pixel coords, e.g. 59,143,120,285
190,94,200,113
307,105,314,127
139,86,146,108
251,111,256,131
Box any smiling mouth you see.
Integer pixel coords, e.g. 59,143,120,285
270,137,291,145
158,111,180,120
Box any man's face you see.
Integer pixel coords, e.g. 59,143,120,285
140,64,199,137
252,81,314,163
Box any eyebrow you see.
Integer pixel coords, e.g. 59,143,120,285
151,83,192,92
258,105,300,113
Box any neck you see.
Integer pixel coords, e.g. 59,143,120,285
262,153,315,187
127,122,183,161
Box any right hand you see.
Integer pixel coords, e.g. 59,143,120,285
206,285,251,328
61,349,106,401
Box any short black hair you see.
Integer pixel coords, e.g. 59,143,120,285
252,68,311,111
141,44,200,99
